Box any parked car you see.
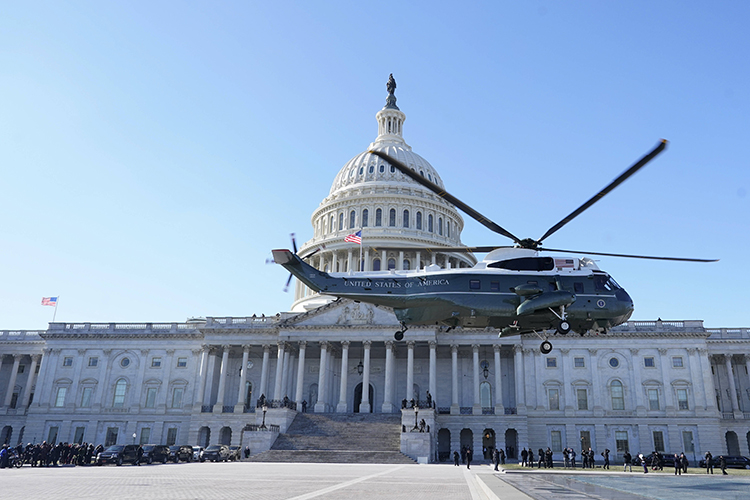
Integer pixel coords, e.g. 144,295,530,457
168,445,193,463
202,444,230,462
699,455,750,469
631,453,677,468
142,444,171,464
227,445,242,461
192,446,204,462
97,445,140,466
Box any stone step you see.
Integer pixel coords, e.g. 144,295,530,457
246,449,417,464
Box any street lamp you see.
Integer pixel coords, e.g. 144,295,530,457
260,404,268,429
132,432,137,444
413,405,419,431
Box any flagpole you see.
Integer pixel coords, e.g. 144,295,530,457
359,228,363,271
52,296,60,322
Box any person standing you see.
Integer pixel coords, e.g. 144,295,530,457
623,451,632,472
680,453,688,473
602,449,610,469
453,450,460,466
674,454,682,475
493,448,500,471
639,453,648,473
719,455,727,475
705,451,713,474
537,448,545,468
527,449,534,468
499,448,505,465
466,447,473,470
521,447,528,467
570,448,577,468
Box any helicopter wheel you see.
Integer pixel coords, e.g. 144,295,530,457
540,340,553,354
556,320,571,335
394,331,404,341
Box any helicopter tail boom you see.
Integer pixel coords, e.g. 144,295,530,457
272,249,327,293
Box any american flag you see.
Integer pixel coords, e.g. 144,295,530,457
554,259,575,269
344,230,362,245
41,297,58,306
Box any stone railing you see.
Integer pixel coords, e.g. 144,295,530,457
204,315,293,327
48,322,200,333
722,412,735,420
612,320,706,332
706,328,750,339
0,330,44,341
201,405,213,413
482,407,495,415
504,407,517,415
243,424,280,433
256,399,297,410
222,405,235,413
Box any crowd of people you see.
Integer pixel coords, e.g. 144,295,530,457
0,442,105,468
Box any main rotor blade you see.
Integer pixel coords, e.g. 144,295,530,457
369,150,524,245
536,139,668,245
539,246,718,262
370,245,507,254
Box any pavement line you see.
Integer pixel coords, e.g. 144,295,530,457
286,465,406,500
463,468,490,500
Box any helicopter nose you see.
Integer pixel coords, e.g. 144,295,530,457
616,289,634,310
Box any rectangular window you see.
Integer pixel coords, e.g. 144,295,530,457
81,387,93,408
577,388,588,410
574,357,585,368
113,382,127,407
550,430,562,452
88,357,98,367
546,357,557,368
140,428,151,445
682,431,694,453
580,431,591,450
644,357,655,367
48,426,59,444
74,426,85,444
145,387,157,408
18,365,25,374
677,389,689,410
574,282,584,294
151,357,162,368
615,431,629,453
648,389,660,411
105,427,118,447
55,387,67,407
177,357,188,368
653,431,665,453
469,279,480,290
548,388,559,410
672,356,684,368
171,388,184,409
63,357,73,367
166,428,178,446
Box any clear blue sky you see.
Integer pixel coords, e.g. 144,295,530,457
1,1,747,330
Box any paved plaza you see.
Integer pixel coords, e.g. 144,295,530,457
2,462,750,500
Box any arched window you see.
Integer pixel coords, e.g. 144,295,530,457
403,210,409,228
447,220,451,238
379,165,384,173
113,379,127,408
428,214,433,232
416,212,422,230
369,165,374,174
388,208,396,227
349,210,356,229
611,380,625,410
358,167,363,175
338,213,344,231
388,258,396,270
375,208,382,226
330,215,334,233
480,381,492,407
403,260,410,270
438,217,443,235
373,258,381,271
362,209,369,227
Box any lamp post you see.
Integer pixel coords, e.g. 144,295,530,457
413,405,419,431
260,404,268,429
132,432,137,444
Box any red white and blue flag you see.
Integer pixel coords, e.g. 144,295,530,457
344,230,362,245
41,297,58,306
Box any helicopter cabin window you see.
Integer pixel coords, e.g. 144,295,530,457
375,209,382,226
574,282,585,294
350,210,356,229
362,209,369,227
403,210,409,228
469,279,481,290
593,275,621,292
488,257,554,272
490,281,499,291
389,208,396,227
416,212,422,230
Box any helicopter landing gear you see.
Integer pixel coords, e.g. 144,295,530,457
556,320,571,335
540,340,553,355
394,322,408,341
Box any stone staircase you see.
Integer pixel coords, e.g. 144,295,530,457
246,413,416,464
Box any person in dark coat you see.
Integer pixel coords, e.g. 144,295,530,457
499,448,505,465
466,447,473,469
680,453,688,473
623,451,632,472
719,455,727,475
521,447,528,466
453,451,460,466
674,454,682,475
705,451,714,474
136,445,144,466
493,448,499,471
527,449,534,468
537,448,545,468
602,449,610,469
546,448,553,468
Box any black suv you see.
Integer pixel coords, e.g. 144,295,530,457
700,455,750,469
97,444,140,466
168,445,193,463
142,444,171,464
202,444,230,462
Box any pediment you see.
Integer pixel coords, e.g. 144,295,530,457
281,299,399,328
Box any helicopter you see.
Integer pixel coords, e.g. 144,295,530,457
273,139,717,353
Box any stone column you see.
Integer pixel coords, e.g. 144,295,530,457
295,341,307,405
273,342,286,400
429,341,437,406
698,349,717,413
94,349,112,409
347,250,353,272
382,341,395,413
589,349,603,416
513,344,526,414
629,348,645,416
451,344,459,414
315,342,329,412
215,345,231,408
360,341,372,412
3,354,22,407
195,345,209,407
337,341,350,413
280,348,291,399
285,352,295,399
259,345,271,400
724,354,741,415
398,251,404,270
364,249,370,271
237,345,250,410
416,251,421,270
686,348,706,412
20,354,41,408
472,345,481,415
658,348,675,413
494,345,504,414
160,349,175,409
745,355,750,411
406,341,415,402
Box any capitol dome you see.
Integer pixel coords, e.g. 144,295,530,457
292,76,477,311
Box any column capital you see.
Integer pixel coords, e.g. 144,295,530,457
166,349,175,355
340,340,350,349
277,341,286,349
451,344,459,354
32,354,42,363
201,343,210,351
513,344,522,354
222,344,231,351
319,341,330,349
629,348,639,355
102,349,112,356
384,340,394,349
493,344,501,353
12,353,24,360
588,348,598,355
262,344,271,353
139,349,149,356
429,341,437,349
191,349,201,356
406,341,415,349
657,348,668,356
560,348,570,355
362,340,372,349
242,344,252,352
686,348,697,355
472,344,480,353
298,340,307,349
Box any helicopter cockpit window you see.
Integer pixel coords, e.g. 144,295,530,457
593,275,613,292
574,282,585,294
488,257,555,271
608,277,622,290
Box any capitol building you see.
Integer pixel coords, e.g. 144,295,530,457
1,78,749,464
